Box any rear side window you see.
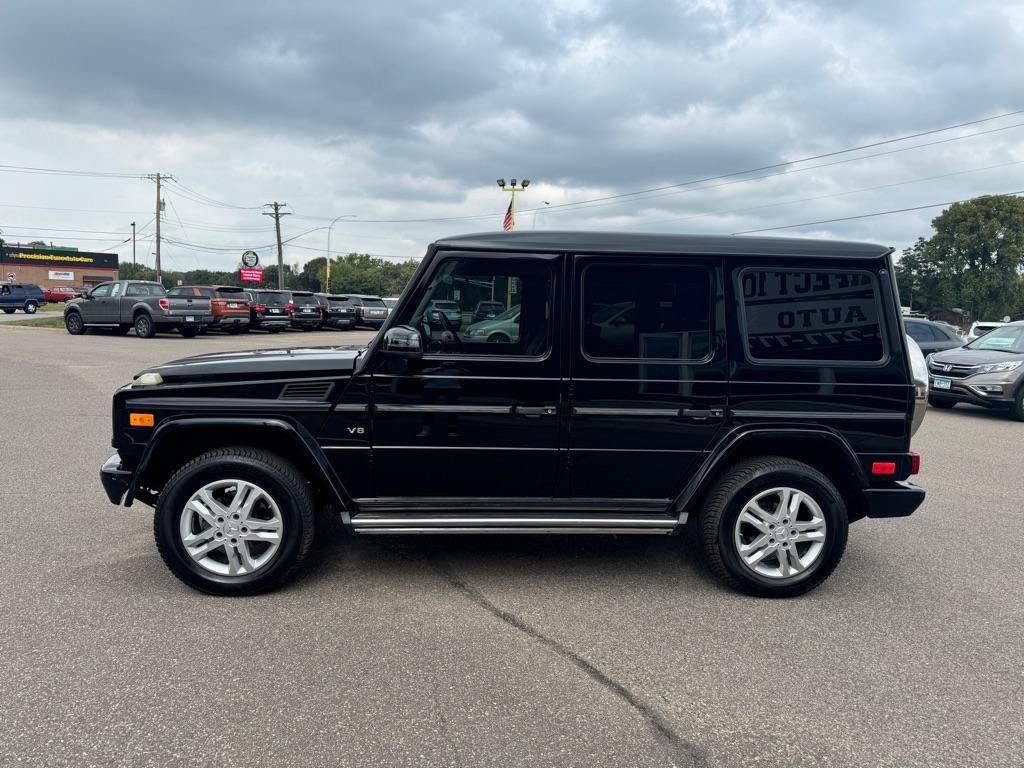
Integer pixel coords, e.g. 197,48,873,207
740,269,885,363
582,263,712,360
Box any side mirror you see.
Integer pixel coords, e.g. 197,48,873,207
83,291,93,300
382,325,423,359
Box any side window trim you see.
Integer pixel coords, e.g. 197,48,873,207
577,259,715,364
736,266,890,367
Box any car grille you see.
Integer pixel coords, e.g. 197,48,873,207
928,361,975,379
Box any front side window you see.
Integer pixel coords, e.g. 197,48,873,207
406,258,552,356
582,263,711,360
110,282,122,298
740,269,885,362
90,283,112,298
905,322,935,343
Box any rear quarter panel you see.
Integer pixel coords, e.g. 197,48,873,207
724,255,913,455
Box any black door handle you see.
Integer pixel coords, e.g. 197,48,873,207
516,406,558,418
682,407,725,421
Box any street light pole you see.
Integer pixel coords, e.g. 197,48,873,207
325,214,355,293
131,221,136,268
496,177,530,231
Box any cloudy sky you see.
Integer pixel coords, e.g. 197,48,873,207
1,0,1022,271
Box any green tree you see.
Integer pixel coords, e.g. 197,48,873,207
894,195,1024,320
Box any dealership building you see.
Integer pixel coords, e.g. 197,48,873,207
0,245,119,288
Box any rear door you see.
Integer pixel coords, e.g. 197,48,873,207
568,255,728,500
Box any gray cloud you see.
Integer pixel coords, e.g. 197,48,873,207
0,0,1022,268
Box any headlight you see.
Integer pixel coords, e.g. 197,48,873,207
467,329,486,336
976,361,1023,374
132,372,164,387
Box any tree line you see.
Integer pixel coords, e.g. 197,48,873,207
894,195,1024,323
120,252,420,297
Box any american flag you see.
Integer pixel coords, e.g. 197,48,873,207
502,199,514,231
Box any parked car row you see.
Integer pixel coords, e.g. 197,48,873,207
61,280,391,338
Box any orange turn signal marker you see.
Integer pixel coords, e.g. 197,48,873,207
129,413,155,428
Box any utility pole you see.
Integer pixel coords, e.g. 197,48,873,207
263,202,291,289
155,174,162,283
131,221,136,268
145,173,171,284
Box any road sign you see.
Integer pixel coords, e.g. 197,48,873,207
241,250,259,268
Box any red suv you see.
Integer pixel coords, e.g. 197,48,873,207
43,286,82,303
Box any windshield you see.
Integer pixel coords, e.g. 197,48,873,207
362,298,386,308
433,301,459,310
967,326,1024,353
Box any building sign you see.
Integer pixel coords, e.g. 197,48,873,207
48,270,75,281
0,246,118,269
240,268,263,282
241,250,260,268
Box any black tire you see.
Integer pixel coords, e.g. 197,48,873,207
179,326,200,338
153,448,316,596
1010,387,1024,422
487,333,511,344
64,311,85,335
134,313,156,338
700,457,848,598
928,394,956,409
3,308,16,315
23,301,38,314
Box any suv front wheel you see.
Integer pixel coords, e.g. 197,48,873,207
700,457,848,598
154,448,315,595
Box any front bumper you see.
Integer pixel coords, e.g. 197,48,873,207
861,481,925,518
101,453,132,505
928,372,1019,408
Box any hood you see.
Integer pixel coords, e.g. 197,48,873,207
929,347,1024,366
139,345,364,383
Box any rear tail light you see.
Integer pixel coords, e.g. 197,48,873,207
286,300,295,313
871,461,897,476
158,298,169,311
910,452,920,475
253,303,267,312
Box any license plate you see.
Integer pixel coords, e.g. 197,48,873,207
269,308,280,313
933,376,952,390
228,303,239,308
185,315,195,322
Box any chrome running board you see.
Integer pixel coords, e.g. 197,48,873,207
350,512,677,535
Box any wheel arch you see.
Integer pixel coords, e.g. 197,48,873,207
127,417,353,525
674,426,869,523
132,303,154,320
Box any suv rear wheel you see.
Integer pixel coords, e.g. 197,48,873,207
154,448,315,596
700,457,848,597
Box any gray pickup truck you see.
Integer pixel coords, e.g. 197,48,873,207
63,280,205,338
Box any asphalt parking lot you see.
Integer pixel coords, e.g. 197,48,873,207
0,325,1021,768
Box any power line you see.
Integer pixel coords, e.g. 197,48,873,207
0,164,147,178
611,158,1024,230
731,190,1024,235
164,179,261,210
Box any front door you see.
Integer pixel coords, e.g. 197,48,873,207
82,282,113,322
568,256,728,500
370,251,562,499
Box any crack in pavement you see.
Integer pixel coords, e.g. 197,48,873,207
437,561,707,768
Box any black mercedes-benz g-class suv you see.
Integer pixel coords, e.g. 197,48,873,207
100,233,927,597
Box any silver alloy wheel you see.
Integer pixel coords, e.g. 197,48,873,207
733,486,827,579
179,479,284,577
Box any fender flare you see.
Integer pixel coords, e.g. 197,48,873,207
672,425,867,517
125,416,354,527
131,302,154,320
